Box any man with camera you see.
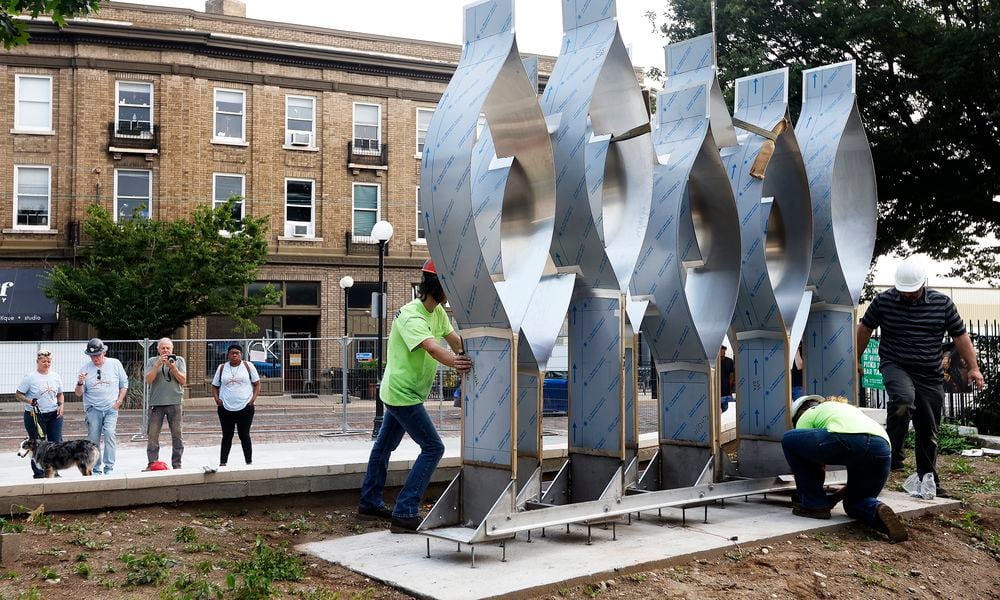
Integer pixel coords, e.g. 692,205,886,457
143,337,187,470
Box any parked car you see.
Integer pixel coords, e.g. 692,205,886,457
206,340,281,378
542,371,568,415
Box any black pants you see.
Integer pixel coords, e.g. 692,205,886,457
882,363,944,482
217,404,254,465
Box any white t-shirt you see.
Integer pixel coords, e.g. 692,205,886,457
78,357,129,410
17,370,63,413
211,361,260,411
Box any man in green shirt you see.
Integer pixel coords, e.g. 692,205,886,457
143,337,187,470
358,259,472,533
782,395,908,542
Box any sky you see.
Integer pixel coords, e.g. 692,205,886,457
116,0,992,289
120,0,672,74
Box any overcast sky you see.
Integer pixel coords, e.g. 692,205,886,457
120,0,671,73
117,1,990,289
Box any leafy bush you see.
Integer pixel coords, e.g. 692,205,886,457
0,518,24,534
175,525,198,543
904,423,975,454
226,537,304,599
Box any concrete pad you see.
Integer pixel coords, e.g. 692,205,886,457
299,491,956,600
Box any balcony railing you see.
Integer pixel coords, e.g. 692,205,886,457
108,122,160,152
346,230,390,256
347,141,388,167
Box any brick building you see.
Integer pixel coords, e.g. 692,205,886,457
0,0,562,384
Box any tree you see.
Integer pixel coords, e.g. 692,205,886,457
44,199,281,339
648,1,1000,284
1,0,100,49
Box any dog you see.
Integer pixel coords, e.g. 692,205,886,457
17,438,100,478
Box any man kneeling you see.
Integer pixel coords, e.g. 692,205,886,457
782,395,908,542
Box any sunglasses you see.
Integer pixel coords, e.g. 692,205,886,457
97,369,102,381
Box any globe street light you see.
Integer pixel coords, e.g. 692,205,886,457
338,275,354,337
371,220,393,438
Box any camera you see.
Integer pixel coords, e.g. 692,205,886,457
167,354,177,363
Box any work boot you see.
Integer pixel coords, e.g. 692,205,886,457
792,505,832,519
389,515,422,534
875,503,908,543
357,504,393,521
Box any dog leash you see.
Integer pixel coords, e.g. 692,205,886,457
30,403,45,439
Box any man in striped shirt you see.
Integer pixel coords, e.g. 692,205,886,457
856,257,985,496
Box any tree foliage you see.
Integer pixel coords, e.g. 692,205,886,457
44,199,280,339
1,0,100,49
648,1,1000,284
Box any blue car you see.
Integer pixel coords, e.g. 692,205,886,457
542,371,568,415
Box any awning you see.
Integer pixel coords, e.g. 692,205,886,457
0,268,59,324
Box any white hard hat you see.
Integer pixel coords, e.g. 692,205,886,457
790,394,824,421
894,257,927,293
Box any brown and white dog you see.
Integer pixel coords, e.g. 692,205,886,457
17,438,100,477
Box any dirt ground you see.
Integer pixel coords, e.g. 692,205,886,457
0,453,997,600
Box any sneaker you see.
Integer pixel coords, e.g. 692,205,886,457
173,464,182,470
792,505,832,520
389,515,422,534
92,470,103,476
357,504,393,521
104,469,113,475
142,464,154,472
876,503,908,542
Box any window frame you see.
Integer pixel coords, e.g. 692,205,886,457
113,168,152,222
352,182,381,240
212,173,246,223
14,74,53,133
284,94,316,148
284,177,315,238
12,165,52,230
415,107,434,157
213,88,246,144
115,80,154,136
352,102,382,155
415,185,425,243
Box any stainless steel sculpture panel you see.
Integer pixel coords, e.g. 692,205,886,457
795,61,877,401
632,33,741,489
723,68,813,477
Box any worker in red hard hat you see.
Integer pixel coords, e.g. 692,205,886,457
358,255,470,533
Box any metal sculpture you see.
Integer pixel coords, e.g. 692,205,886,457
539,0,653,507
795,61,877,402
723,68,813,477
418,0,558,541
631,33,742,490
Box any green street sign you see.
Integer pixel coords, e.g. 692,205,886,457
861,339,884,390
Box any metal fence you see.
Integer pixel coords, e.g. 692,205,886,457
0,336,662,440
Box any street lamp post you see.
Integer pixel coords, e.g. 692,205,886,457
339,275,354,337
370,220,394,438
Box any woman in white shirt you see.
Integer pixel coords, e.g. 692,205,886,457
211,344,260,466
16,349,65,478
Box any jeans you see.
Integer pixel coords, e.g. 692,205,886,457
359,403,445,519
148,404,184,468
85,406,118,473
218,404,254,465
882,363,944,482
23,410,64,478
782,429,891,533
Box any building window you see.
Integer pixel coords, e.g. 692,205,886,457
14,75,52,132
416,107,433,156
285,282,320,306
114,169,152,221
284,178,315,237
214,88,245,142
353,102,380,155
13,166,50,229
213,173,245,223
116,81,153,135
352,183,379,237
415,186,425,242
285,95,315,147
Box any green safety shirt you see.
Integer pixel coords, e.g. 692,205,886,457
379,298,454,407
796,401,889,442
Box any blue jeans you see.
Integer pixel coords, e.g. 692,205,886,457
85,406,118,473
23,410,64,478
359,403,445,519
781,429,891,533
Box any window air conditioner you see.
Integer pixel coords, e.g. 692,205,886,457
292,224,310,237
290,132,312,146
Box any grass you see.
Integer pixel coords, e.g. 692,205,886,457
814,532,840,551
73,562,91,579
120,550,174,586
950,457,975,475
905,424,975,454
943,511,1000,560
226,537,304,599
0,518,24,534
163,571,224,600
38,566,59,581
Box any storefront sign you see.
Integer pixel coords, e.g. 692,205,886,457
0,269,58,324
